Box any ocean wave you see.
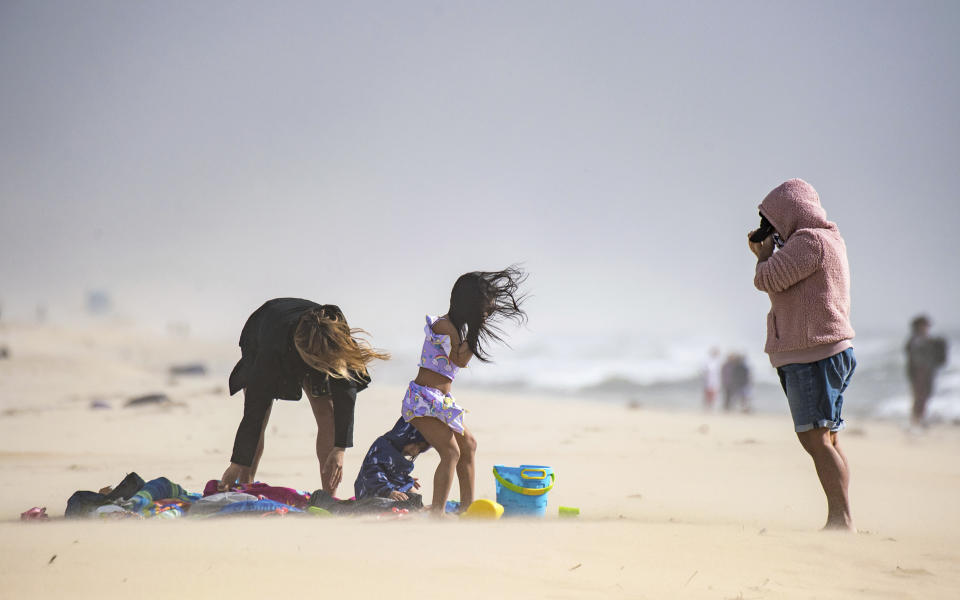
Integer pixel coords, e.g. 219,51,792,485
450,332,960,418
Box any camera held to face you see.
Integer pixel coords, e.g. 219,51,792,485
749,212,775,243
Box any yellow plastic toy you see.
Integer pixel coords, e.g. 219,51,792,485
461,498,504,520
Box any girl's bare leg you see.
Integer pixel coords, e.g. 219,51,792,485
454,428,478,509
410,417,460,515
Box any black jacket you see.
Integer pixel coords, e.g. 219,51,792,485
228,298,370,466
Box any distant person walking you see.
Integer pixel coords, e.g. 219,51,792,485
702,348,722,410
721,353,752,413
218,298,389,495
748,179,857,531
905,315,948,426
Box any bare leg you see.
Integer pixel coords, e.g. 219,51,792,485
911,386,922,426
912,392,930,427
454,428,478,509
797,428,854,531
703,389,715,410
306,391,337,494
248,403,273,482
910,371,933,427
831,432,850,487
410,417,459,515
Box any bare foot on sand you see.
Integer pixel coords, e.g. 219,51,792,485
421,506,458,520
822,518,856,532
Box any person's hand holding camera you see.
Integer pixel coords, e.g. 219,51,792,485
748,230,775,262
748,212,777,262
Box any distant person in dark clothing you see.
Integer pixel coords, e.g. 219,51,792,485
218,298,389,495
905,315,948,426
721,353,753,413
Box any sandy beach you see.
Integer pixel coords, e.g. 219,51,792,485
4,2,959,598
1,322,959,599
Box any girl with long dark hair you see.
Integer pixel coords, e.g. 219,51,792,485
402,266,528,515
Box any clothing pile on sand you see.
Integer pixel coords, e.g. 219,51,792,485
21,416,432,522
33,472,423,521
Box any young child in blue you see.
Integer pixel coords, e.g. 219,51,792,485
354,418,430,501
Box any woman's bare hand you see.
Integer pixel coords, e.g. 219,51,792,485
218,462,249,492
322,448,345,493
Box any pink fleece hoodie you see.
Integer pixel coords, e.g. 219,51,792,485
754,179,855,367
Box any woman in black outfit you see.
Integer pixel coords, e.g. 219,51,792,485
219,298,389,494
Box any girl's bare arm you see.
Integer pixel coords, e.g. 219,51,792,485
432,317,473,367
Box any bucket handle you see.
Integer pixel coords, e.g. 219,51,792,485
521,469,547,480
493,467,556,496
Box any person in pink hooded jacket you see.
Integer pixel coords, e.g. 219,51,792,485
748,178,857,531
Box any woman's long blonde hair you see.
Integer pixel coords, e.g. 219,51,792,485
293,308,390,381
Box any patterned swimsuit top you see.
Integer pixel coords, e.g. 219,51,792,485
418,315,461,381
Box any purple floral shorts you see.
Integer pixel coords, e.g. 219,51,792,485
401,381,465,434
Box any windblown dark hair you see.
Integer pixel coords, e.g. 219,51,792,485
448,265,528,362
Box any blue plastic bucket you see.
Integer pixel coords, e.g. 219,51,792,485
493,464,555,517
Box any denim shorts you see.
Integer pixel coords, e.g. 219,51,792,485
777,348,856,433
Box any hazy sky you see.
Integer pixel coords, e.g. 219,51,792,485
1,1,958,350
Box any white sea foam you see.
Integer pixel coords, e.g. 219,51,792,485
441,331,960,419
455,332,772,390
872,368,960,422
367,328,960,420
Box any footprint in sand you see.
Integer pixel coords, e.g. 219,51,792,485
894,566,933,577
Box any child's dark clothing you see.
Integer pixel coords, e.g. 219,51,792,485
354,418,427,499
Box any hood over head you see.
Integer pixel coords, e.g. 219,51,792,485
382,417,429,452
758,179,833,239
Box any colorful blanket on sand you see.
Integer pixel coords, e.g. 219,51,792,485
202,480,311,509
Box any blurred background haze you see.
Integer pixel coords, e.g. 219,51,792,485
1,1,958,413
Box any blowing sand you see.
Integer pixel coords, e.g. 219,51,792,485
1,322,958,599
